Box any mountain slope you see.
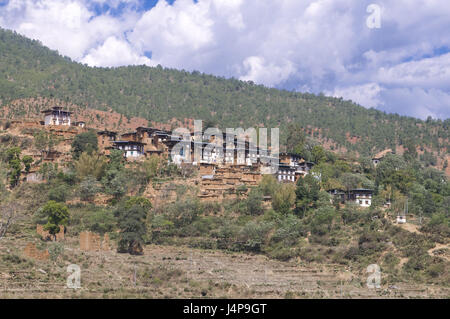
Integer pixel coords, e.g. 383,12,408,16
0,28,448,160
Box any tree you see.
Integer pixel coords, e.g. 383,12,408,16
22,155,33,173
79,176,101,202
311,206,335,235
71,131,98,159
0,201,19,239
246,188,264,215
40,201,69,241
258,175,277,196
272,183,296,215
74,151,107,180
5,147,21,162
116,197,151,255
340,173,362,193
103,169,128,199
376,154,406,184
6,147,22,187
7,158,22,187
403,139,418,162
311,145,326,164
236,184,248,197
286,123,306,154
108,149,125,171
33,130,56,155
296,174,320,217
48,184,70,202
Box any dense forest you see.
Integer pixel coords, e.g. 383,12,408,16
0,28,448,157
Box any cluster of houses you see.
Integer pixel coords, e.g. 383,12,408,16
41,106,385,207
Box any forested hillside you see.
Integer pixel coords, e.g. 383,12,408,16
0,28,448,159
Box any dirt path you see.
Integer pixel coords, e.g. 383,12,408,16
428,243,450,262
398,222,421,234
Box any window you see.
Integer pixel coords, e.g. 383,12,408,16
366,201,369,205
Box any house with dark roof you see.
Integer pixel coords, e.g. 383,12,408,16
41,106,72,126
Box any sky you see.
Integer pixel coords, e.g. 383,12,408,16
0,0,449,120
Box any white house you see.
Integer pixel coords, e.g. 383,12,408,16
41,106,72,126
113,141,145,158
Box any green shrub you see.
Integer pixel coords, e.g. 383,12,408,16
48,184,70,202
238,220,273,252
79,176,101,202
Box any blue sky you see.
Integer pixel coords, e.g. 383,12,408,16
0,0,449,120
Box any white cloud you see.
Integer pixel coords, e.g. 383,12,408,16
380,87,450,120
376,53,450,89
328,83,383,108
81,36,154,67
0,0,449,119
0,0,141,60
239,56,295,86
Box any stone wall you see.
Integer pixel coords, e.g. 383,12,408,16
79,231,110,252
23,242,49,260
36,224,65,241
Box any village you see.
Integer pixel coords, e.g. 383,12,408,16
1,106,384,208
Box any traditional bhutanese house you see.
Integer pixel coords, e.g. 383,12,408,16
154,130,172,143
41,150,62,162
297,161,314,174
280,152,302,166
279,152,314,175
327,188,346,204
113,141,145,158
396,213,406,224
97,130,117,155
136,127,157,147
276,164,297,182
123,127,168,158
41,106,72,126
120,131,138,142
372,149,393,166
348,188,373,207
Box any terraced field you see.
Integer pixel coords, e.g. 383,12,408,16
1,236,448,299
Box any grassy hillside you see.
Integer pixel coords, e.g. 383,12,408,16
0,28,448,158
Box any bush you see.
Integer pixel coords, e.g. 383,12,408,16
272,183,296,215
48,242,64,261
165,197,203,228
271,214,306,246
246,188,264,215
103,169,128,199
87,210,117,234
71,131,98,159
79,176,101,202
48,184,70,202
238,220,273,252
310,206,335,236
215,221,241,250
